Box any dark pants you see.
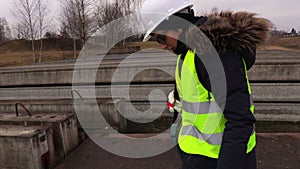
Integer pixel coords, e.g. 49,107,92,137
180,148,256,169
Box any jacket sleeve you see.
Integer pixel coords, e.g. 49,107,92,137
239,47,256,70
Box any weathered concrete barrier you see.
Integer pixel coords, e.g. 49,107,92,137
249,62,300,81
0,100,126,168
0,51,299,86
0,125,54,169
0,61,298,85
1,83,299,102
0,83,299,122
0,49,299,127
0,113,78,166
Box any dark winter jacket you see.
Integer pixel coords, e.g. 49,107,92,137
173,10,271,168
174,10,271,114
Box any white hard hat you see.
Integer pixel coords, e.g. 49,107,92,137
141,0,193,42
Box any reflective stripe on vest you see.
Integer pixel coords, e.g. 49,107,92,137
182,96,254,114
182,100,222,114
181,125,223,145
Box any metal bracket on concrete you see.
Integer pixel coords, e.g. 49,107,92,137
71,90,84,101
15,103,32,117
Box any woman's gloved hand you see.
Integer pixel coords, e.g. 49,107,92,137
168,90,182,113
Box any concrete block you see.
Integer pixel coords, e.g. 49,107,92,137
255,103,300,122
252,83,300,102
0,113,78,166
249,63,300,81
0,125,54,169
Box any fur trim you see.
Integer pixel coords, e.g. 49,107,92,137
186,11,272,53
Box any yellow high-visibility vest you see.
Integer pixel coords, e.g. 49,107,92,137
175,50,256,159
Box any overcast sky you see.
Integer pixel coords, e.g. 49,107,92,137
0,0,299,32
192,0,300,32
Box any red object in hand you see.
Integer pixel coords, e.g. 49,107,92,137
168,100,175,112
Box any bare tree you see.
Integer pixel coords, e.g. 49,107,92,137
77,0,93,45
94,0,143,47
12,23,30,39
11,0,37,63
95,0,126,47
120,0,132,16
60,0,79,58
0,17,12,42
60,0,95,58
36,0,49,63
120,0,142,15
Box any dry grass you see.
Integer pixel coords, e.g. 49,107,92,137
0,38,83,67
0,36,299,68
0,50,79,67
268,36,300,50
260,45,300,51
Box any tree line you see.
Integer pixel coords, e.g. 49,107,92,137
0,0,143,63
4,1,299,63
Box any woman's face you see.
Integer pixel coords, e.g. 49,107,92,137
152,29,183,51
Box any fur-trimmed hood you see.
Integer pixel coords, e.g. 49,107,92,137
186,11,272,53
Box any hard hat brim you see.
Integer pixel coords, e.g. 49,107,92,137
142,3,193,42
